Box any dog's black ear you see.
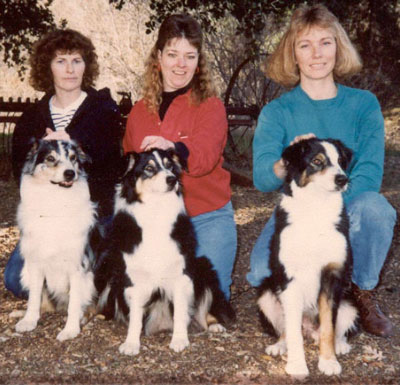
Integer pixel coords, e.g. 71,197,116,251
281,139,310,169
75,143,92,165
167,146,188,172
327,139,353,171
21,138,42,175
27,138,41,155
123,151,140,176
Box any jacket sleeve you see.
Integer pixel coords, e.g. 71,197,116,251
343,93,385,203
178,97,228,177
71,92,123,217
252,102,286,192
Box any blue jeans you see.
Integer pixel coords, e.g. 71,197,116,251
4,243,28,299
191,201,237,300
247,192,397,290
4,215,113,299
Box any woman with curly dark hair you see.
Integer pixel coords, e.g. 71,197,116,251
5,28,122,298
123,14,237,300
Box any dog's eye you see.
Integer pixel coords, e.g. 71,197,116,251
312,158,323,166
164,161,172,170
46,155,56,162
145,165,155,173
70,154,77,162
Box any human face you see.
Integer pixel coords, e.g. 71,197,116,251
50,51,85,94
158,38,199,92
294,27,336,84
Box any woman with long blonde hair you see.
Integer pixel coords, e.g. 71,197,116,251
248,4,396,338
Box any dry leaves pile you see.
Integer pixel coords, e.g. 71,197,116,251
0,110,399,384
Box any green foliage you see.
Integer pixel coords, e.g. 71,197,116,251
0,0,57,75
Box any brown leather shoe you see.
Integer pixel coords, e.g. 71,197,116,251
352,284,393,337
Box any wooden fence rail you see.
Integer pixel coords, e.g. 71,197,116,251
0,96,258,180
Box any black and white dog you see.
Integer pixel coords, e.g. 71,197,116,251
15,139,101,341
257,138,358,378
95,148,235,356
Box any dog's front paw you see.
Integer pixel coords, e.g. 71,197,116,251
15,317,38,333
208,323,226,333
318,357,342,376
119,342,140,356
335,338,351,355
56,326,80,341
265,340,287,356
169,336,189,352
285,359,309,379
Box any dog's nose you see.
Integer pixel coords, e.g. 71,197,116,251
166,175,177,187
64,169,76,181
335,174,348,188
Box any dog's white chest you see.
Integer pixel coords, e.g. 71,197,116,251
279,192,347,286
122,194,187,288
18,178,95,262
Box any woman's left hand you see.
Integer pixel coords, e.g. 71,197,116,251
43,128,71,141
140,135,174,151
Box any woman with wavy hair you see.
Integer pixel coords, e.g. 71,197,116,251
5,28,122,298
247,4,396,337
123,14,237,300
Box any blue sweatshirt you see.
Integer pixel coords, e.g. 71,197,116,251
253,84,385,203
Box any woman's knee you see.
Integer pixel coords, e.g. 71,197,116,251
347,191,397,225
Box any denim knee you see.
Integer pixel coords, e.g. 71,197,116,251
347,191,397,230
347,191,397,290
191,201,237,300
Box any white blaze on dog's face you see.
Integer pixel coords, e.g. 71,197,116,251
24,140,85,188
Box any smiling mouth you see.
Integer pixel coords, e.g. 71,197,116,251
51,180,74,188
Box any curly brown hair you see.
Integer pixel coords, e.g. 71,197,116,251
29,28,99,93
265,4,362,88
142,14,216,113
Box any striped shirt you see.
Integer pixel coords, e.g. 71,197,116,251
50,91,87,131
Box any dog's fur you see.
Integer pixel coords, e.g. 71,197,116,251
95,148,235,356
15,139,101,341
257,138,358,378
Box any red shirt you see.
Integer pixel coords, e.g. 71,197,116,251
123,91,231,217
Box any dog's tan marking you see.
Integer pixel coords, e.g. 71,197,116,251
206,313,218,326
318,292,336,360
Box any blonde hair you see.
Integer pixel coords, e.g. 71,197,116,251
142,14,216,113
266,4,362,87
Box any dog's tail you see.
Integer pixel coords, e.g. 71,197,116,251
193,256,236,327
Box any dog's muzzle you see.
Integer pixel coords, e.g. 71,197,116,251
335,174,348,190
166,175,178,190
51,169,76,188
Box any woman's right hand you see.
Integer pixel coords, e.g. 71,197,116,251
274,133,316,179
290,132,315,145
43,128,71,141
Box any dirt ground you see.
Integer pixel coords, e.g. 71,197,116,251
0,108,399,384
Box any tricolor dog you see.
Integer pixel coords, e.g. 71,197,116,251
95,148,235,356
15,139,101,341
257,138,358,378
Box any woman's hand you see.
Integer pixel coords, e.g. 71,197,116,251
273,158,287,180
290,132,315,145
43,128,71,141
140,135,174,151
274,133,316,179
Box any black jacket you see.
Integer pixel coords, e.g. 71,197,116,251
12,87,123,217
